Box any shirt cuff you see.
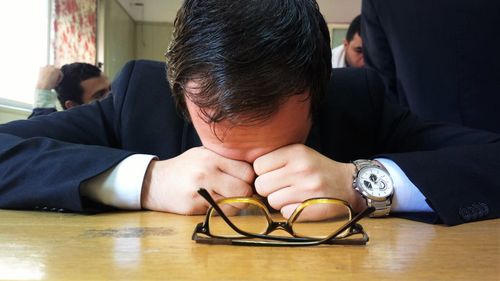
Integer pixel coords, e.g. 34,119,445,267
34,89,57,108
375,158,433,213
80,154,157,209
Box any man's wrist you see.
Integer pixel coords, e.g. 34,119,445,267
34,89,57,108
141,159,157,209
345,163,367,213
351,159,394,217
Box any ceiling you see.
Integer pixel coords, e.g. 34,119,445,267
117,0,361,24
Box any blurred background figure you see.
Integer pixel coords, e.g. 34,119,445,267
331,15,364,68
30,63,110,118
362,0,500,133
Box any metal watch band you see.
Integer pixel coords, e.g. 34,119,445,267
353,159,393,217
353,159,383,170
366,198,392,217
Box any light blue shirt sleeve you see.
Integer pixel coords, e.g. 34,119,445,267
376,158,433,212
34,89,57,108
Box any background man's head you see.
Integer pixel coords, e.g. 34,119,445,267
55,63,110,109
343,15,364,68
166,0,332,126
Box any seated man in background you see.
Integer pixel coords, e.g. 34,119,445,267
331,15,364,68
0,0,499,226
29,63,111,118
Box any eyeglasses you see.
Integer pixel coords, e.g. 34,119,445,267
192,188,375,246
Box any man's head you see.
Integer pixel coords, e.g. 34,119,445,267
166,0,331,162
55,63,110,109
343,15,364,68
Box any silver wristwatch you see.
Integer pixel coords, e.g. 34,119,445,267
352,159,394,217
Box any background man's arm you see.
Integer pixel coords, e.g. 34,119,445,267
29,66,62,118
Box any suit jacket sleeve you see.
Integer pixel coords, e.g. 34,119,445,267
28,108,57,119
364,70,500,226
0,62,143,212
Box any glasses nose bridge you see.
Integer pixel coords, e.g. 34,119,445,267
269,221,293,233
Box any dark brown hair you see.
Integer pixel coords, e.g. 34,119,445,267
166,0,332,125
346,15,361,42
55,63,102,109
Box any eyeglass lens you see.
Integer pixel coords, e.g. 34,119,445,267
209,200,352,239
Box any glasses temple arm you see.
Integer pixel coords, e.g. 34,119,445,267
321,206,375,243
197,188,258,237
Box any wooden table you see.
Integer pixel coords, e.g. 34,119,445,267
0,210,498,280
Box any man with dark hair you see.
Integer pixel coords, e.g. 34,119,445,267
331,15,364,68
0,0,499,226
29,63,110,118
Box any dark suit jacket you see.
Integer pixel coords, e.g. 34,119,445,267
362,0,500,133
0,60,499,226
28,108,57,119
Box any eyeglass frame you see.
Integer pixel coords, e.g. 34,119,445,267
192,188,375,246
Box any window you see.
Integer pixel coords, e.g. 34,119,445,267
0,0,51,109
328,24,349,48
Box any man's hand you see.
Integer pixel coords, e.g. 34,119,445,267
253,144,366,220
36,65,63,90
141,147,255,215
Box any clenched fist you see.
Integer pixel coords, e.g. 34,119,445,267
141,147,256,215
253,144,366,220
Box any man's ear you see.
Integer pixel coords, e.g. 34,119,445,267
64,100,78,109
343,39,349,48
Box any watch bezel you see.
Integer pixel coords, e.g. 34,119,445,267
354,166,394,201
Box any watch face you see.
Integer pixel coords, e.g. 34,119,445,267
357,167,394,200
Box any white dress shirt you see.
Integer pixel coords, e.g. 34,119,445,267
80,154,156,209
331,44,347,68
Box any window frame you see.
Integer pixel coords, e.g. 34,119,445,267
0,0,52,112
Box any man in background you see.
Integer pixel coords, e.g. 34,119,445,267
362,0,500,133
29,63,111,118
331,15,364,68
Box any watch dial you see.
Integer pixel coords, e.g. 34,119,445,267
357,168,394,199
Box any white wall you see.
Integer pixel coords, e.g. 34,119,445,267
101,0,136,80
116,0,362,24
318,0,362,23
135,22,173,62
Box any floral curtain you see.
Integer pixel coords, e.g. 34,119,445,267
53,0,97,66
